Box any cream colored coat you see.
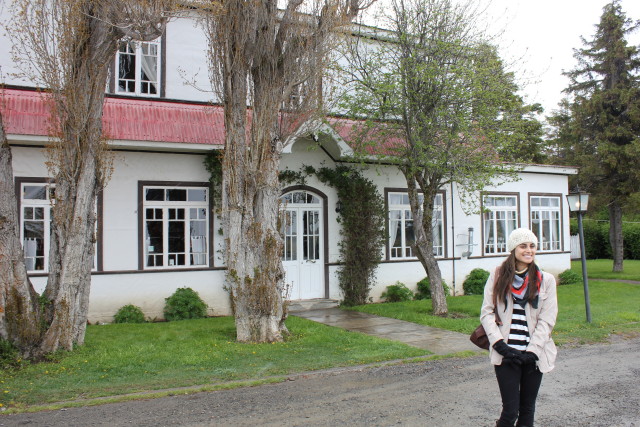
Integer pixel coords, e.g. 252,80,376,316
480,266,558,373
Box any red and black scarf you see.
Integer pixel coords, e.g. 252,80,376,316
510,265,542,309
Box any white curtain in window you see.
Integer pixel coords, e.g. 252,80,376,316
140,51,157,92
389,210,401,250
190,235,206,252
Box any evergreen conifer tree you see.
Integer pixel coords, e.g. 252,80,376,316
562,0,640,272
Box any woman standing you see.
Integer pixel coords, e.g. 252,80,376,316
481,228,558,427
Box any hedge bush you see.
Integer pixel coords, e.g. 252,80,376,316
164,287,208,321
0,339,20,369
558,269,582,286
114,304,146,324
414,276,450,300
570,219,640,260
462,268,490,295
381,282,414,302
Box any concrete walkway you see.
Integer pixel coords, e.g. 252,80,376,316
294,307,483,356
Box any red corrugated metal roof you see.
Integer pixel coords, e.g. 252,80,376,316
1,88,397,155
329,116,408,156
1,88,225,146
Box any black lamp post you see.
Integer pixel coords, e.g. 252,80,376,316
566,189,592,323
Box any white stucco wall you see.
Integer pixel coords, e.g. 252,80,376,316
163,13,216,103
279,139,575,302
9,137,576,323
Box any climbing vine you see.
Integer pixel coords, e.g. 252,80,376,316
282,165,386,306
203,150,223,211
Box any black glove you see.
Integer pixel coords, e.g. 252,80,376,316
493,340,523,365
520,351,538,365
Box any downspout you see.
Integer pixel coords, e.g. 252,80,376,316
450,182,455,296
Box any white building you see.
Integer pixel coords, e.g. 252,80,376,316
0,9,577,323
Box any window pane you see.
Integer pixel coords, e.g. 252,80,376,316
168,218,185,253
405,219,415,250
167,189,187,201
23,221,44,271
146,221,163,253
117,41,136,93
188,189,207,202
146,188,164,201
281,193,292,203
23,219,44,240
23,185,46,200
34,207,44,220
281,210,297,261
140,42,158,95
389,194,403,205
190,206,207,266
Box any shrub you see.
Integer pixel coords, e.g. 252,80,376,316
0,339,20,370
414,276,450,300
570,219,640,260
164,287,208,321
623,222,640,260
381,282,414,302
113,304,146,324
558,269,582,286
462,268,490,295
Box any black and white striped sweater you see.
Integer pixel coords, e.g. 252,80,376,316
507,299,530,351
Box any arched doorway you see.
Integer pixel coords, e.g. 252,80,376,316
280,189,325,300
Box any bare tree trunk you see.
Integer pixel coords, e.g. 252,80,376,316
219,16,288,343
208,0,362,342
36,9,117,352
7,0,172,354
405,171,448,316
0,110,44,358
41,132,100,351
609,202,624,272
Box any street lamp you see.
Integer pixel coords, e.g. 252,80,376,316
566,189,592,323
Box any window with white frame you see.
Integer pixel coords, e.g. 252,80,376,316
19,181,99,272
116,39,160,96
530,195,561,251
143,186,209,269
20,183,54,272
388,192,444,259
483,194,518,254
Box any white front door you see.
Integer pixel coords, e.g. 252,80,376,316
281,191,324,300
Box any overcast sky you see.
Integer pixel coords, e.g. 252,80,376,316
362,0,640,118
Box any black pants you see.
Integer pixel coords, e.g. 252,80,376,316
494,361,543,427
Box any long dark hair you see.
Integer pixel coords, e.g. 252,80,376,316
492,251,540,310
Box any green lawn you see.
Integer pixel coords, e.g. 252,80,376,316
351,277,640,346
0,316,427,411
2,260,638,412
572,259,640,281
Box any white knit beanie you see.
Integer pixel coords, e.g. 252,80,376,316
507,228,538,252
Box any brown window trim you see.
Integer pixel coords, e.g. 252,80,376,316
528,192,564,253
480,191,521,257
138,180,213,271
109,32,166,98
15,176,104,272
384,187,448,261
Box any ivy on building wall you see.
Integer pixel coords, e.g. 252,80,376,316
203,150,223,212
210,160,385,306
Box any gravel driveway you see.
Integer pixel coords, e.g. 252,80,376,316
2,336,639,427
